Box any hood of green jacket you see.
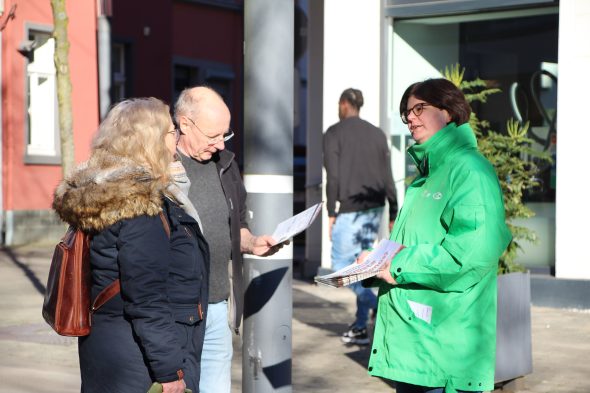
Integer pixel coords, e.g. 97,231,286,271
408,122,477,177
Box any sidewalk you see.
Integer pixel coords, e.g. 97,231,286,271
1,245,589,392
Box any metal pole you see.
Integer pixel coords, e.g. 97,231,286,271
305,0,324,277
243,1,294,392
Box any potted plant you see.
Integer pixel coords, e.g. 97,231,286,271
442,64,552,387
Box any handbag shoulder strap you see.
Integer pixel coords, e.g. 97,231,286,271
92,279,120,312
159,211,171,238
91,211,171,313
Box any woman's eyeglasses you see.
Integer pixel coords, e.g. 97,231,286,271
167,128,182,144
401,103,432,124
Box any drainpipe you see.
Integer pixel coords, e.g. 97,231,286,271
0,0,5,244
97,0,111,119
0,28,4,245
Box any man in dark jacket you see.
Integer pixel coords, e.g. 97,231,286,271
323,88,398,345
174,86,282,393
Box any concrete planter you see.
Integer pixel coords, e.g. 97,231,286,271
495,271,533,384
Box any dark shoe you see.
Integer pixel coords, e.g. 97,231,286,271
341,326,370,345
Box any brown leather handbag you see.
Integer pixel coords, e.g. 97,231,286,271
42,213,170,337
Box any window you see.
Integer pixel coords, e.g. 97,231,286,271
172,58,235,108
391,7,558,270
180,0,242,11
112,43,127,102
393,9,558,202
25,29,60,163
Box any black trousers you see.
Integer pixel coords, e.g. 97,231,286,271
395,381,482,393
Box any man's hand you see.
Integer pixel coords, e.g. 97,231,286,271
376,260,397,285
328,216,336,241
240,228,287,257
250,235,283,257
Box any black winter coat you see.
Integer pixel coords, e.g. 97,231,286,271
52,153,209,393
80,198,209,392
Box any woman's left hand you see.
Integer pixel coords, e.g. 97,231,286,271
161,379,186,393
376,260,397,285
355,250,371,264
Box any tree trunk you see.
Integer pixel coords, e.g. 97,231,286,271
50,0,75,177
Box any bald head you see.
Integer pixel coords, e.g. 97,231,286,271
174,86,232,162
174,86,230,124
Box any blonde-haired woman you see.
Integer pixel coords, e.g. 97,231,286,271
53,97,209,393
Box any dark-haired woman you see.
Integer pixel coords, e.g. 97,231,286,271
366,79,511,393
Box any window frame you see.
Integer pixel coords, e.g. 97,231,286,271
171,56,236,109
23,23,61,165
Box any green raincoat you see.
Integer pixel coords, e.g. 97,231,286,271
368,122,511,392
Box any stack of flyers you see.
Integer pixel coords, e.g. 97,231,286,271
314,239,404,288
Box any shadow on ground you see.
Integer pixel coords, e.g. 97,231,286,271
1,247,46,295
292,284,396,389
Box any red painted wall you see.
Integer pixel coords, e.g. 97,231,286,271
172,2,244,133
111,0,173,102
110,1,244,157
1,0,99,211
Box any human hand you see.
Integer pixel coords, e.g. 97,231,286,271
388,219,395,233
328,216,336,241
161,379,186,393
250,234,285,257
376,260,397,285
355,250,371,264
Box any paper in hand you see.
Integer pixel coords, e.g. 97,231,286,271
315,239,404,287
271,202,323,244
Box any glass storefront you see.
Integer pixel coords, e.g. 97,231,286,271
390,5,558,271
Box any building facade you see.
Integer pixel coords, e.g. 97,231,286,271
3,0,587,287
0,0,99,245
108,0,245,159
0,0,246,245
308,0,590,283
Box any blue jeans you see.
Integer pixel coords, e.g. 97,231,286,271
199,301,233,393
331,207,382,329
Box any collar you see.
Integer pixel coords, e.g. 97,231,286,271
407,122,477,176
176,148,235,173
213,149,235,173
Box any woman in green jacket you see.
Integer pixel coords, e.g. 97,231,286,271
367,79,511,393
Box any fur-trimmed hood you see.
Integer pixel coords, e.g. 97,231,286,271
53,151,165,232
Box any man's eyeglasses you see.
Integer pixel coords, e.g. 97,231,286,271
401,102,432,124
185,116,234,145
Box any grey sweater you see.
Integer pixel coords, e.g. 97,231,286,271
180,154,232,304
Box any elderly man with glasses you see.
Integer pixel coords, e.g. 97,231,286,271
174,86,282,393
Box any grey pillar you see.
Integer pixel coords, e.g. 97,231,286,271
97,14,111,119
243,1,294,392
304,0,324,278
